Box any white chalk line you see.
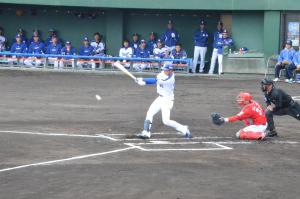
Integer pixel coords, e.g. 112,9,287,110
0,146,136,173
292,96,300,101
124,141,233,151
117,136,233,141
0,130,106,139
203,141,299,145
50,103,103,109
103,132,190,136
211,142,233,150
135,148,230,152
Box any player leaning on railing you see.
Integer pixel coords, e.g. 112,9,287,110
135,63,192,139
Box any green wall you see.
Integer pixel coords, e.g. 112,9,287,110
0,6,107,52
106,10,123,56
263,11,281,58
123,11,220,58
1,0,300,10
231,12,264,52
0,4,283,59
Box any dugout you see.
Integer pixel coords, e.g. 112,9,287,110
0,0,300,74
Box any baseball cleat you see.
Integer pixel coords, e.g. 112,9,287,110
184,128,192,139
273,78,279,82
136,130,151,139
266,130,278,137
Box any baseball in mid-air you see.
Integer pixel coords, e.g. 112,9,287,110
95,94,102,101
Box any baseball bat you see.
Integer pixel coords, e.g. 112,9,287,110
113,61,137,81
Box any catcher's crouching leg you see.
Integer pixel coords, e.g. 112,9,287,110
236,129,266,140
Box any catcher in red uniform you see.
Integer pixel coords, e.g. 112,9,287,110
211,92,267,140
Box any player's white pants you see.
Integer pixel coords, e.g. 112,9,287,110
192,46,207,73
121,60,131,69
24,57,43,67
77,60,96,69
48,57,59,68
209,48,223,74
236,124,267,140
59,59,75,69
145,96,188,134
133,63,149,71
7,56,24,65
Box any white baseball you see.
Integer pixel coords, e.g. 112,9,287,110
95,94,102,101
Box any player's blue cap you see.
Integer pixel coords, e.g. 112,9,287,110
157,39,163,43
200,20,206,25
83,37,89,41
223,29,228,33
15,34,21,39
49,28,55,32
140,39,146,43
149,32,155,35
240,47,248,52
65,41,71,45
132,33,139,36
161,63,173,71
286,40,293,45
168,20,173,24
17,28,24,33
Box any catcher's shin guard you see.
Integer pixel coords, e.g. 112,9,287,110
236,130,266,140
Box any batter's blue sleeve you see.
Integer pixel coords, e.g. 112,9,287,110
143,78,157,84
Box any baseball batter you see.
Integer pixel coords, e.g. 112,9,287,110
135,63,192,139
211,92,267,140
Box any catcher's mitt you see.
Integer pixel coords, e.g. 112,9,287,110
211,112,225,125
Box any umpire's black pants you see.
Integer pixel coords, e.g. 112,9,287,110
265,102,300,131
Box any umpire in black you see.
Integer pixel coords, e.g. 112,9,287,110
261,78,300,137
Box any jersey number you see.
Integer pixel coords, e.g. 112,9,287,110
255,108,263,116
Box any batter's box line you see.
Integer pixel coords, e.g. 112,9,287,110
124,142,233,152
100,132,233,142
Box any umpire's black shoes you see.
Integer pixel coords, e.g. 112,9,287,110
266,130,278,137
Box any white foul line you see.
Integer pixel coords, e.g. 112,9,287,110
0,130,110,139
0,146,136,173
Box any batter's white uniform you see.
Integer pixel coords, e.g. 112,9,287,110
145,72,188,134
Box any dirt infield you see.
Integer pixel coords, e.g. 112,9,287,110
0,70,299,199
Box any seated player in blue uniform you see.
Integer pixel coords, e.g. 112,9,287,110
24,33,45,67
77,37,96,70
59,41,77,69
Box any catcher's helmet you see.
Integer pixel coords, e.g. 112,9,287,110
236,92,252,106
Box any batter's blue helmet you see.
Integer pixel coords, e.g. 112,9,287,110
161,63,173,71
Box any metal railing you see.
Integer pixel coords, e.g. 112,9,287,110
0,52,192,73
